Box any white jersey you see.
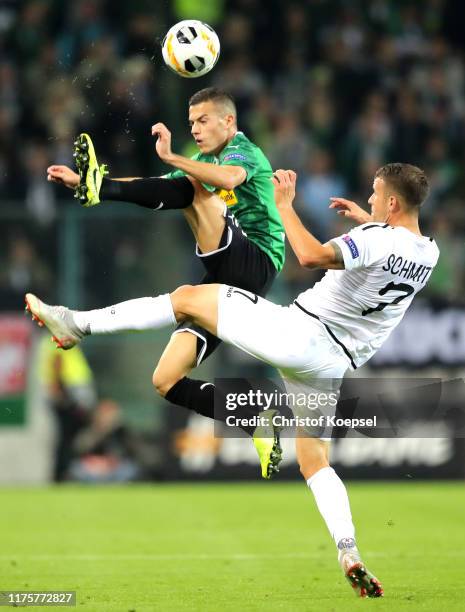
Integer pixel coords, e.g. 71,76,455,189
294,222,440,369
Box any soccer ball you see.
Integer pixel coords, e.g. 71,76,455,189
161,20,220,78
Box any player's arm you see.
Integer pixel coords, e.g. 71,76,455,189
152,122,246,190
272,169,344,270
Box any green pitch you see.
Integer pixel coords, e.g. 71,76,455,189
1,482,464,611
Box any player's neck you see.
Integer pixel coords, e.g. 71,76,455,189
389,213,422,237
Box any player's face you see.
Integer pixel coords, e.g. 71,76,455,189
189,101,234,155
368,177,391,223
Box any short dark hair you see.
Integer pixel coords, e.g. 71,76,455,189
189,87,236,116
375,163,429,210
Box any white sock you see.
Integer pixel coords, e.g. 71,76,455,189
73,295,176,335
307,466,357,553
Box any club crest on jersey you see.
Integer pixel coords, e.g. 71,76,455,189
342,234,359,259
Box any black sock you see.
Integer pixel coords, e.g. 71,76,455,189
100,176,194,210
165,377,256,436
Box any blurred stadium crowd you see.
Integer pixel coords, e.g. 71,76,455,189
1,0,464,308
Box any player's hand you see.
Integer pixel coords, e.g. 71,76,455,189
272,169,297,210
329,197,372,224
47,165,80,188
152,122,173,162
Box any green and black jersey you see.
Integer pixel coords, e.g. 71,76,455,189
165,132,285,272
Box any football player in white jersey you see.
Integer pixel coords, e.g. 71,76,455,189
26,163,439,598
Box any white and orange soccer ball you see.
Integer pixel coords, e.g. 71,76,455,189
162,20,220,78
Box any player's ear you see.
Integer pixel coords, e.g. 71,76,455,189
388,194,398,211
223,113,235,127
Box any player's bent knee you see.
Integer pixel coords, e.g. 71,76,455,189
191,178,211,198
171,284,195,299
171,284,208,320
170,285,196,316
152,369,180,398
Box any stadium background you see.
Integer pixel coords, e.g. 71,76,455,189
1,0,464,484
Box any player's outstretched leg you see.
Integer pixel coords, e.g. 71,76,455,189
25,290,178,349
26,287,284,479
73,133,195,212
339,546,384,598
25,293,85,350
296,437,383,598
73,133,108,207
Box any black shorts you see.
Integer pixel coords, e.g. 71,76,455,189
174,211,277,364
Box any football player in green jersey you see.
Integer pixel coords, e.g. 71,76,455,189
46,87,285,478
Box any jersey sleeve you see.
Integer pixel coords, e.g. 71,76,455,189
330,224,388,271
162,168,185,179
219,142,258,181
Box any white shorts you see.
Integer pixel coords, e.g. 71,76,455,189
217,285,350,439
217,285,349,380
